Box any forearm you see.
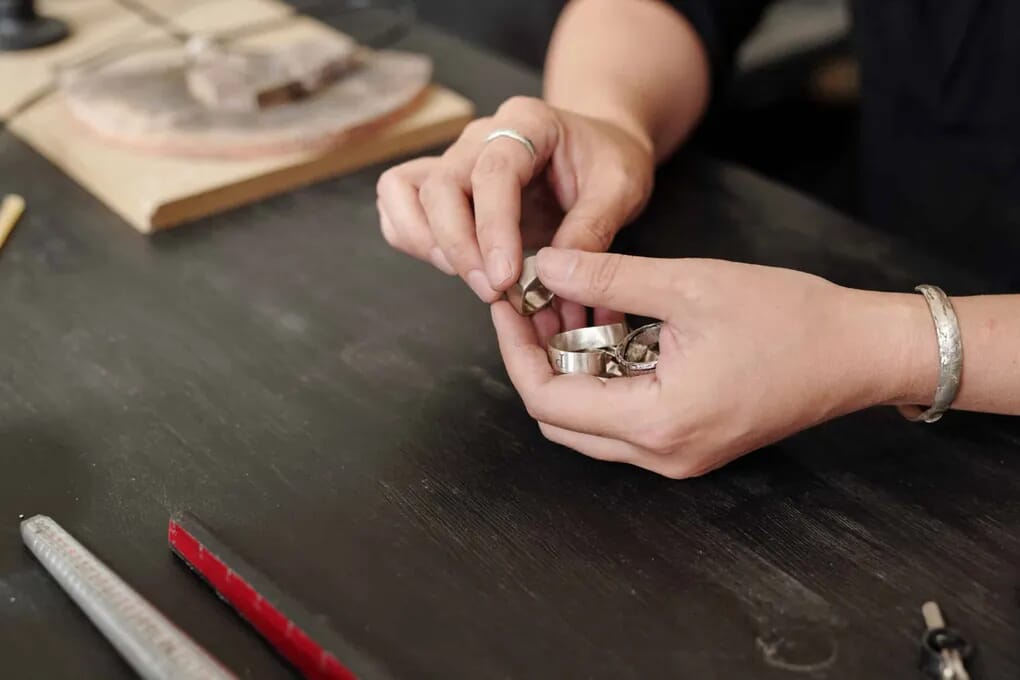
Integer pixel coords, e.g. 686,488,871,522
853,291,1020,416
543,0,710,161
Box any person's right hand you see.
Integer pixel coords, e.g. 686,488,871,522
376,96,655,315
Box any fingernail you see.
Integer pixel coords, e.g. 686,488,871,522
466,269,497,301
536,247,578,283
486,248,514,287
429,247,456,275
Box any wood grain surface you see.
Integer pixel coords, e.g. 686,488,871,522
1,22,1018,680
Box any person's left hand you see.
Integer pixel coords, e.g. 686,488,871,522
491,248,933,478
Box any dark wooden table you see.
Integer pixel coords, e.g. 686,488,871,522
2,23,1019,680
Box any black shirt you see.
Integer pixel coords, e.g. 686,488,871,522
669,0,1020,283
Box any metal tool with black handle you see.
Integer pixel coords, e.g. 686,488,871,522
0,0,68,51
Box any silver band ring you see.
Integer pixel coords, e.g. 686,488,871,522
548,323,628,377
616,323,662,376
547,322,663,378
484,128,537,164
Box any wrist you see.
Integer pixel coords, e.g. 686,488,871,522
836,288,938,409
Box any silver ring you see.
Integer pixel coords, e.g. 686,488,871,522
548,323,628,377
617,323,662,376
547,322,663,378
484,128,537,163
506,254,554,316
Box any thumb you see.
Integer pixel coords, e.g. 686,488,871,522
551,178,639,253
534,248,674,318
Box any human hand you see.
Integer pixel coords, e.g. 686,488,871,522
491,248,932,478
376,96,654,328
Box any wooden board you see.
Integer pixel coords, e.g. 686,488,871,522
2,0,474,232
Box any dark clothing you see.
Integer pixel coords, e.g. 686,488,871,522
669,0,1020,284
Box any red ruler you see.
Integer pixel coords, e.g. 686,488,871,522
169,512,388,680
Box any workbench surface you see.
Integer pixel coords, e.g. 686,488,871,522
2,21,1019,680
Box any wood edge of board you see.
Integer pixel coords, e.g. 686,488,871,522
148,87,475,232
8,85,474,234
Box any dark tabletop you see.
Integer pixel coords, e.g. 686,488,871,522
2,21,1019,680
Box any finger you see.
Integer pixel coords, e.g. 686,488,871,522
377,196,455,276
593,307,626,326
530,305,561,348
419,167,499,302
537,422,650,464
472,152,525,289
473,101,560,289
550,173,638,253
491,301,658,439
535,248,676,318
556,299,587,332
377,162,455,274
378,202,399,247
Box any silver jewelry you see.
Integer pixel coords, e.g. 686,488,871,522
506,254,554,316
484,128,537,163
548,322,662,378
548,323,628,377
616,323,661,376
898,285,963,423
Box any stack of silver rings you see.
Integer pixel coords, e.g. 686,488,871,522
548,321,662,378
507,253,662,378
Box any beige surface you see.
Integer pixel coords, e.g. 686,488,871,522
11,85,471,231
139,0,294,36
0,0,155,119
2,0,474,232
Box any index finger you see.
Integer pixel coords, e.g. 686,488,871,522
491,301,659,440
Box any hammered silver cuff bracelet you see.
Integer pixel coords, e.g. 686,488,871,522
898,284,963,423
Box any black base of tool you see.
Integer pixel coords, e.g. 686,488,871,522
0,0,69,51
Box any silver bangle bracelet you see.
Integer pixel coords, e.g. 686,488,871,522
898,284,963,423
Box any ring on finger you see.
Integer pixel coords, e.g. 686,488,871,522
484,128,537,164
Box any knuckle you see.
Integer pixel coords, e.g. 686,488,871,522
441,238,471,264
634,414,684,455
417,172,451,210
473,212,498,241
567,211,614,250
537,421,557,441
521,391,551,423
525,400,545,423
588,252,624,295
636,430,670,456
471,151,512,182
463,116,491,138
375,169,395,196
658,459,699,480
604,167,649,218
584,218,615,250
498,95,542,117
617,170,649,206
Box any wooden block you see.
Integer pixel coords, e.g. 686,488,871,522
3,0,474,232
0,194,26,252
11,85,472,231
137,0,294,36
